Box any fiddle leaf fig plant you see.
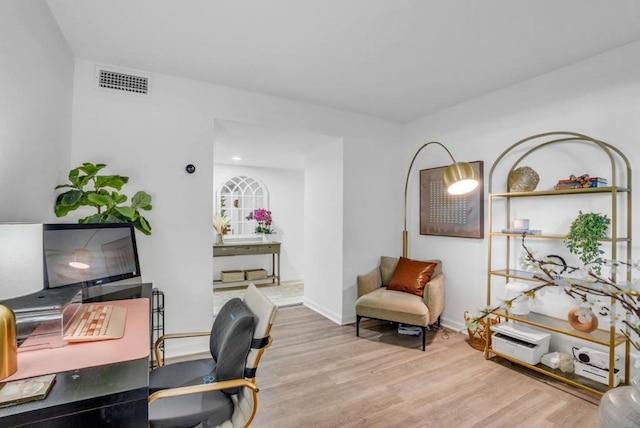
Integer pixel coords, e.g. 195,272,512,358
564,210,610,274
54,162,153,235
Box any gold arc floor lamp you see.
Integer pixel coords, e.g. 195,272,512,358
402,142,479,258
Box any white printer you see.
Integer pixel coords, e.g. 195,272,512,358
492,322,551,365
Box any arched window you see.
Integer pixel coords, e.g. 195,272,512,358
215,175,269,235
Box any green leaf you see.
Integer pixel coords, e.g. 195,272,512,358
58,190,83,206
80,213,127,224
115,206,136,219
95,175,129,191
87,193,112,207
78,163,106,176
54,184,75,190
67,168,81,187
112,192,128,205
131,191,152,209
135,216,152,235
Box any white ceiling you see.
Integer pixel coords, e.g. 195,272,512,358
45,0,640,168
47,0,640,123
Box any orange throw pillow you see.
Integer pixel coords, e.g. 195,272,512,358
386,257,436,297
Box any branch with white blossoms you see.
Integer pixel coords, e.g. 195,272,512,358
467,233,640,351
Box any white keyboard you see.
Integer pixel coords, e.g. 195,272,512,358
63,304,127,342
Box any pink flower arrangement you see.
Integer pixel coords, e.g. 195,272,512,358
246,208,274,234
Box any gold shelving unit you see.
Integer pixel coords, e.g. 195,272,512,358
485,131,632,395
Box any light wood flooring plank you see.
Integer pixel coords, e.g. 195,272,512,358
252,305,599,428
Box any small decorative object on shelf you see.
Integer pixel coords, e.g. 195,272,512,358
246,208,274,234
508,166,539,192
567,306,599,333
554,174,607,190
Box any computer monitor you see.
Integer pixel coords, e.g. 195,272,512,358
42,223,142,289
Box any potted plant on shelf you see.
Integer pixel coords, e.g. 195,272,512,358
54,162,153,235
564,210,610,275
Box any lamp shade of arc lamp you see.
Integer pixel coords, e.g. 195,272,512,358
402,142,479,257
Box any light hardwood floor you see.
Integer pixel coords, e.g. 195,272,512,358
250,305,599,428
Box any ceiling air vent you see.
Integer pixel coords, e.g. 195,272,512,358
97,69,149,95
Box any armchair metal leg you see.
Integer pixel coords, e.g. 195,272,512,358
421,327,426,351
356,315,361,337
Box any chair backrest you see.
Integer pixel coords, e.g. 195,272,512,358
221,284,277,428
242,283,278,379
210,297,256,394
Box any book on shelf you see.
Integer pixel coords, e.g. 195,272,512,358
555,177,608,189
501,228,542,235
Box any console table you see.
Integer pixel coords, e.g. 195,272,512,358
213,241,281,287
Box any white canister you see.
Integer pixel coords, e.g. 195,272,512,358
513,219,530,229
505,282,531,315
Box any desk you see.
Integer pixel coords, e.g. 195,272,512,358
213,241,281,286
0,298,149,427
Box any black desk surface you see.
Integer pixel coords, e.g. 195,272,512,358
0,358,148,427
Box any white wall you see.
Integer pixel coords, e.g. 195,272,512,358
71,59,402,356
212,164,305,283
304,139,344,322
404,40,640,338
0,1,74,223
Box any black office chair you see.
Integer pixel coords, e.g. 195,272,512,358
148,284,277,428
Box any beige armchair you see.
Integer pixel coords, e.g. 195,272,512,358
355,256,445,351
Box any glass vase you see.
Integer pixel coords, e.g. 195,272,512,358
599,375,640,427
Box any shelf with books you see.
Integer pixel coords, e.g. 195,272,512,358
485,131,632,394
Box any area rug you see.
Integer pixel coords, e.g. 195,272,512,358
213,281,303,314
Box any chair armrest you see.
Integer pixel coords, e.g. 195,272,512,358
148,378,258,404
357,267,382,297
424,272,445,325
153,331,211,367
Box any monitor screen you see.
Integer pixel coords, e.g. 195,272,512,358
42,223,141,289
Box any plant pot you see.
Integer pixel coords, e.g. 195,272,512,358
464,311,501,351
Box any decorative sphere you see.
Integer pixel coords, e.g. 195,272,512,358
508,166,540,192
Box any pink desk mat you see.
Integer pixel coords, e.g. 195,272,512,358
4,298,149,382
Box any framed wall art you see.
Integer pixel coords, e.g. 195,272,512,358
419,160,484,239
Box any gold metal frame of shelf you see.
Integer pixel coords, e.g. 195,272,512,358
491,186,630,198
486,349,610,395
485,131,633,393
